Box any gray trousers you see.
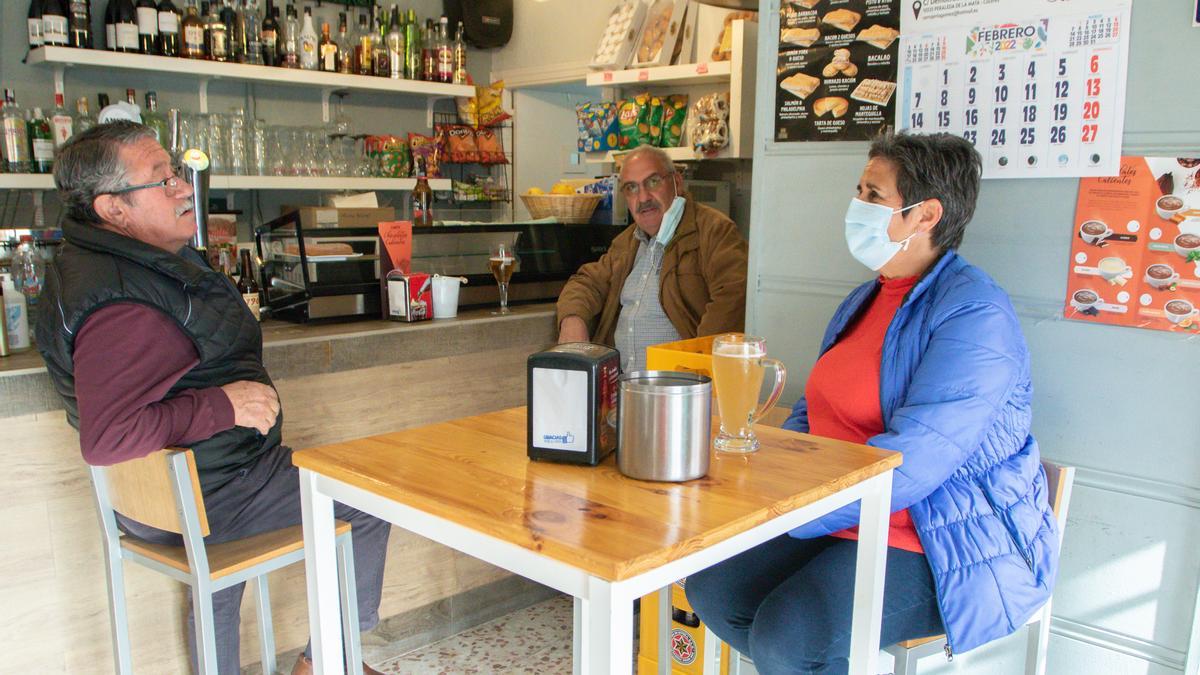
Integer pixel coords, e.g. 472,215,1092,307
118,444,391,674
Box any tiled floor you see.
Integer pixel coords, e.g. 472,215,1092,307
372,595,574,674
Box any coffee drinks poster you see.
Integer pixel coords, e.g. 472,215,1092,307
773,0,901,143
1067,156,1200,333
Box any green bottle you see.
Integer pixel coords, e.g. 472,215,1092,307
29,108,55,174
404,8,420,80
142,92,169,150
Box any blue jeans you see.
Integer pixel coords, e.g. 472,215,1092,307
685,535,943,675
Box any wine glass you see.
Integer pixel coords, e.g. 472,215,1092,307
488,243,519,315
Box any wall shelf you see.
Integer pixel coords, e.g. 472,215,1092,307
27,47,475,99
585,61,732,88
0,174,449,192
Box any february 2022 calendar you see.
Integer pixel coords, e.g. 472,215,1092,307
897,0,1131,179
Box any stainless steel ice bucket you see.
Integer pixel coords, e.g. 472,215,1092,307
616,371,712,482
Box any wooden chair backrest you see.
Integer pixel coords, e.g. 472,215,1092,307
1040,459,1074,546
103,449,210,537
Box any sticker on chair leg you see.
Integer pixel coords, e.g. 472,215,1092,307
671,629,698,665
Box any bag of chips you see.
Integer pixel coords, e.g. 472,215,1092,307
408,133,442,177
646,95,666,147
575,101,621,153
660,95,689,148
457,80,511,128
366,135,411,178
475,127,508,164
438,124,481,164
617,93,655,149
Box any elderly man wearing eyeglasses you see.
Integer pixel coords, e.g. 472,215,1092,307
35,122,390,675
556,145,749,371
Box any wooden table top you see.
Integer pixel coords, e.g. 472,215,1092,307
293,407,900,581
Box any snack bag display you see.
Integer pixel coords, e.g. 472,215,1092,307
408,133,442,178
475,127,508,164
645,96,666,147
438,124,481,164
576,101,621,153
457,80,511,128
367,135,411,178
617,95,654,149
660,95,689,148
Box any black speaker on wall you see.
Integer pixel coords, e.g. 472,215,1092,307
444,0,514,49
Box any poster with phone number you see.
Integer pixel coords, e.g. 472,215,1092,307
897,0,1131,179
1066,157,1200,333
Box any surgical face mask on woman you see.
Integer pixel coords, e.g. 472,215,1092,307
843,198,925,271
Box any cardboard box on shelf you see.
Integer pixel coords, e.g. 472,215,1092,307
281,206,396,230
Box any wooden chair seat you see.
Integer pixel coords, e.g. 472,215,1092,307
121,520,352,580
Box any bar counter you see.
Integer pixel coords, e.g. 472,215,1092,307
0,303,560,673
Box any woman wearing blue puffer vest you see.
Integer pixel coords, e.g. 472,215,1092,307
686,132,1059,674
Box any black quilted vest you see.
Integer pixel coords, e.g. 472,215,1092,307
37,220,281,493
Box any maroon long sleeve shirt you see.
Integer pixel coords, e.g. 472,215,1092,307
73,303,236,465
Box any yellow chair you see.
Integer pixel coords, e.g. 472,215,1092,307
90,448,362,675
880,459,1075,675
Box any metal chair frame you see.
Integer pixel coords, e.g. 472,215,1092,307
91,449,363,675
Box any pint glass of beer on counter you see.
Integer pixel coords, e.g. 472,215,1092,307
489,243,518,315
711,334,787,453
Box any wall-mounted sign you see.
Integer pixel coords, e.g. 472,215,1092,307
773,0,901,143
897,0,1131,179
1066,156,1200,333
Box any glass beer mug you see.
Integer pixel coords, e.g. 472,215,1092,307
711,334,787,453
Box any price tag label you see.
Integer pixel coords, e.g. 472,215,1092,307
696,63,709,75
603,71,613,83
637,70,650,81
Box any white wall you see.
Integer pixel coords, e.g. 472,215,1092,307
745,1,1200,674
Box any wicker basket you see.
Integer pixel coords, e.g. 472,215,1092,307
520,193,604,224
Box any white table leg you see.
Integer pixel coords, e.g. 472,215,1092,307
579,576,633,675
847,470,893,675
300,468,346,674
573,596,583,675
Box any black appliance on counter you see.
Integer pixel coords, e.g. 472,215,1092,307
255,213,623,322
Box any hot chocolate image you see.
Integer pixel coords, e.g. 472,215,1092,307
1165,300,1193,316
1177,233,1200,249
1157,195,1184,211
1147,264,1174,280
1073,290,1099,304
1081,221,1107,236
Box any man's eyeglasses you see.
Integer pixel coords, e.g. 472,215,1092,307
620,173,670,197
105,173,186,196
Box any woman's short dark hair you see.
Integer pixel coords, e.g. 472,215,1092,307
868,132,982,251
53,121,157,226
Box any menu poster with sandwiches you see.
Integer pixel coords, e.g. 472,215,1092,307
774,0,901,143
898,0,1132,179
1066,156,1200,334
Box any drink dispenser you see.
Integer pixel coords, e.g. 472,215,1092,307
169,109,211,256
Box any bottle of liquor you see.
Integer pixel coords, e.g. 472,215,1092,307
452,20,467,85
29,108,55,174
157,0,181,56
104,0,117,49
50,93,74,149
335,12,352,74
372,6,390,78
243,0,262,64
97,92,111,114
259,0,278,66
205,1,228,61
69,0,92,49
74,97,96,136
2,91,33,174
28,0,46,51
354,11,371,75
181,0,205,58
219,0,240,62
114,0,140,53
281,4,299,68
237,248,262,320
298,5,318,70
136,0,159,53
125,88,137,107
386,5,403,79
42,0,71,46
410,161,433,227
404,8,420,80
436,15,452,84
421,19,435,81
143,92,168,148
318,21,335,72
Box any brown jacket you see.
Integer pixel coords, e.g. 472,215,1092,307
556,198,748,347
